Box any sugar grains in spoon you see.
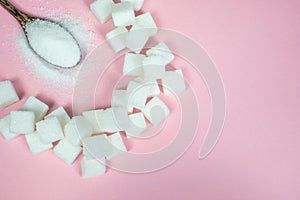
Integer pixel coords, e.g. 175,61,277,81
25,19,81,68
0,0,81,68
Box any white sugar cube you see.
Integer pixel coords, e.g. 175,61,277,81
142,56,166,81
127,77,160,97
142,55,165,66
142,97,170,126
25,132,53,155
146,82,161,96
106,132,127,160
133,78,161,96
64,116,93,146
45,107,71,128
82,109,104,133
127,81,148,110
125,125,146,138
21,96,49,122
82,135,112,160
53,139,82,164
131,12,157,37
121,0,144,11
112,2,135,27
97,108,123,132
83,147,94,160
90,0,114,24
0,115,18,141
162,70,186,95
123,53,145,76
112,90,127,107
81,157,106,178
106,27,128,52
112,90,133,113
146,42,175,65
36,117,64,144
0,80,19,109
126,28,149,53
133,77,144,82
112,107,132,130
127,80,160,110
10,111,35,134
130,112,147,128
112,89,127,107
125,113,147,138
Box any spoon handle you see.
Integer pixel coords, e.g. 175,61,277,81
0,0,34,27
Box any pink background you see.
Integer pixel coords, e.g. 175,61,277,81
1,0,300,199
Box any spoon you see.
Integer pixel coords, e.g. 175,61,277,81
0,0,81,68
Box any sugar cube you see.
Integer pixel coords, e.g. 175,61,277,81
142,97,170,126
25,132,53,155
36,117,64,144
53,139,82,164
162,70,186,95
146,42,175,65
81,157,106,178
0,80,19,109
10,111,35,134
125,113,147,138
45,106,71,128
131,78,161,96
126,28,149,53
90,0,114,24
112,90,127,108
82,135,113,160
111,107,132,130
127,80,160,110
142,55,166,66
83,147,94,160
142,56,166,81
121,0,144,11
0,115,18,141
82,109,103,133
64,116,93,146
106,132,127,160
125,123,146,138
106,27,128,52
127,82,148,110
131,12,157,37
21,96,49,122
96,108,123,132
112,2,135,27
112,90,134,113
123,53,145,76
129,112,147,128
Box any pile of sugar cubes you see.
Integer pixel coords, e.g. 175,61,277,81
0,82,124,178
90,0,186,136
0,0,186,179
0,75,184,178
91,0,157,53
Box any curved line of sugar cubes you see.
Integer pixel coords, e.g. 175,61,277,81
0,0,186,179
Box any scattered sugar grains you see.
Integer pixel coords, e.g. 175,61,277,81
16,14,94,87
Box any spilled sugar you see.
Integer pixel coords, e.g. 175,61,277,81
25,19,81,68
16,15,95,88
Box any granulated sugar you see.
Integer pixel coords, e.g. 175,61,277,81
25,19,81,68
17,33,79,87
16,15,95,87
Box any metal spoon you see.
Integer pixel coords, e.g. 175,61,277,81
0,0,81,68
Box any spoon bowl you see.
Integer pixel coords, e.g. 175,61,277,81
0,0,81,68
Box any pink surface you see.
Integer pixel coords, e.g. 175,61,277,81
0,0,300,199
